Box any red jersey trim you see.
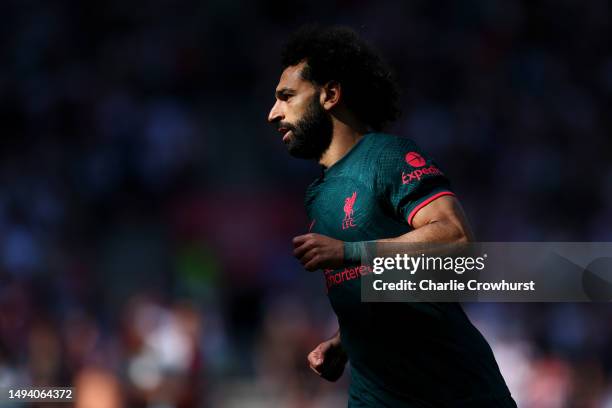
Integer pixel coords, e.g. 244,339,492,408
407,191,456,227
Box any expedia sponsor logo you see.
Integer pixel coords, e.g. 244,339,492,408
402,165,444,184
405,151,426,167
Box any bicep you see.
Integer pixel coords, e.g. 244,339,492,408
410,195,474,241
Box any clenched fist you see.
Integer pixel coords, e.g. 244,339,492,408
293,233,344,272
307,331,348,382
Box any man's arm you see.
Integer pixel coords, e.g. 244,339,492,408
381,195,473,243
293,196,472,271
307,329,347,381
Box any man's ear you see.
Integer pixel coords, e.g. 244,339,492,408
319,81,341,111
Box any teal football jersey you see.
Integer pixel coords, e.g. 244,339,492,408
305,133,516,407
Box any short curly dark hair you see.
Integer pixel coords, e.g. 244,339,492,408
281,25,400,131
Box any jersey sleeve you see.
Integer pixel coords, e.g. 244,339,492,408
375,137,455,227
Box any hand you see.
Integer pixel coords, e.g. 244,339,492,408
307,333,348,382
293,233,344,272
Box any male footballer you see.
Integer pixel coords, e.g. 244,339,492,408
268,25,517,407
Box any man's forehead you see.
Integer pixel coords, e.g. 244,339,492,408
276,62,308,91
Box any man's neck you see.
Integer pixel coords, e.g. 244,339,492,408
319,119,369,168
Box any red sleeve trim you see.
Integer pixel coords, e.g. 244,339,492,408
407,191,456,227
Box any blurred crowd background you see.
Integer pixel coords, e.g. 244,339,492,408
1,0,611,407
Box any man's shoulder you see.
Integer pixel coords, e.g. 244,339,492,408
365,132,419,152
364,133,422,166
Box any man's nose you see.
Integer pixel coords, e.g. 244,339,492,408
268,100,283,123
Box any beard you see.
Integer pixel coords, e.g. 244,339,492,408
281,93,333,160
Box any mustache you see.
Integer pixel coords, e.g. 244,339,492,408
276,121,296,131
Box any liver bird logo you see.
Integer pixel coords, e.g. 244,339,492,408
342,191,357,229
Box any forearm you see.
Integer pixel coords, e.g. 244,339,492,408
331,328,342,345
344,223,467,262
293,197,473,271
344,196,473,262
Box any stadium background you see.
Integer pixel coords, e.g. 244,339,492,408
1,0,611,406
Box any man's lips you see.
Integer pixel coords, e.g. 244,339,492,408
278,127,293,142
